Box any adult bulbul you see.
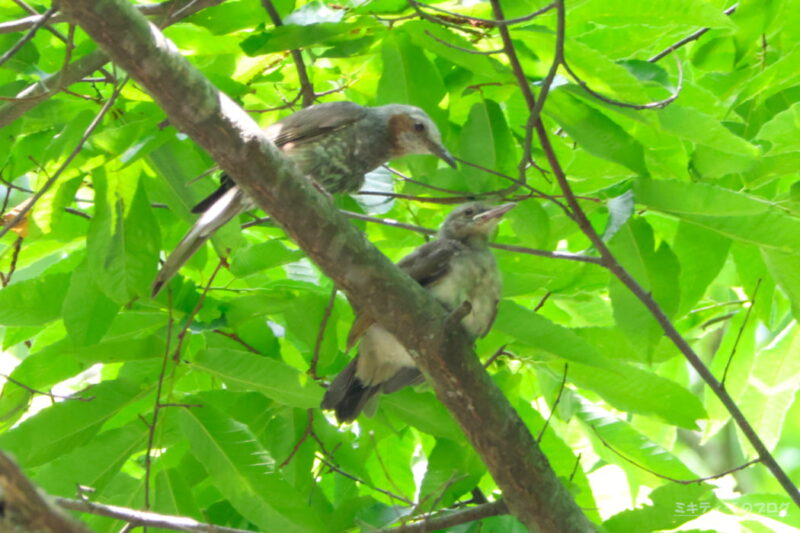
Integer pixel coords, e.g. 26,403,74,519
322,201,514,423
152,101,456,296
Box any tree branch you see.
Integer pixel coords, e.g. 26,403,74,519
56,497,255,533
57,0,594,530
378,499,509,532
261,0,315,108
0,451,93,533
531,0,800,509
0,0,224,129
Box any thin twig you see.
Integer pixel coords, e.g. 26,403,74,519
568,453,581,483
562,56,684,110
721,279,761,386
533,291,552,312
309,287,337,379
0,77,128,240
483,345,508,368
318,455,414,505
0,5,57,68
0,236,23,287
410,0,555,27
171,258,226,361
423,30,503,55
537,363,567,443
339,209,603,264
143,288,175,512
279,409,314,468
56,497,255,533
358,190,474,205
376,500,508,533
530,0,800,507
592,425,761,484
648,4,739,62
261,0,314,107
0,373,95,402
453,157,572,218
212,329,260,353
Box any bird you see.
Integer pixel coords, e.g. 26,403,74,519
321,201,515,423
152,101,456,296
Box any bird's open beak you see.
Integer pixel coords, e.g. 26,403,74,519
428,141,457,168
474,203,516,223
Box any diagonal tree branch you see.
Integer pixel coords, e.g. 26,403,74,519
0,451,93,533
378,499,509,532
57,0,594,530
527,0,800,509
0,0,224,129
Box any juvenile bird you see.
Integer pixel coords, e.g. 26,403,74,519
322,201,514,423
152,101,455,296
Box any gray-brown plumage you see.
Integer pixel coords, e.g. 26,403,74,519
152,101,455,296
322,202,515,423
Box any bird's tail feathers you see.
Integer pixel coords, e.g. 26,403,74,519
321,358,380,423
191,174,237,214
152,187,247,297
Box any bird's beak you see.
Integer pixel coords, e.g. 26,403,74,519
427,140,457,168
474,203,516,224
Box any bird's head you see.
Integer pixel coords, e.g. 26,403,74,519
383,105,457,168
440,202,516,243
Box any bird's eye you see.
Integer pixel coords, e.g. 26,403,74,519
463,208,475,217
413,122,425,132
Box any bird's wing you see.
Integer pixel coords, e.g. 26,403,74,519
346,239,465,349
397,238,465,287
268,101,367,147
192,103,366,213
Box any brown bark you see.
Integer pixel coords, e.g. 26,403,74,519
56,0,595,530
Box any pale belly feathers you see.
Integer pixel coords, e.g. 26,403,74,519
356,248,500,385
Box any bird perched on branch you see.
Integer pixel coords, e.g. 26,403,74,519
152,101,456,296
322,201,515,423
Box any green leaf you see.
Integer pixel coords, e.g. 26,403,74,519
377,30,446,123
726,493,800,528
762,250,800,320
572,361,707,428
0,272,70,326
578,403,698,478
659,104,760,158
178,403,325,533
404,21,506,80
604,483,715,532
546,91,647,176
507,200,550,250
608,218,680,354
62,260,120,346
757,101,800,155
87,170,161,304
673,221,731,316
419,438,483,508
191,348,323,408
34,425,147,497
230,240,303,277
494,301,617,370
0,379,145,468
570,0,736,29
381,389,462,441
458,100,517,191
634,179,800,252
603,190,634,241
737,322,800,451
241,20,377,55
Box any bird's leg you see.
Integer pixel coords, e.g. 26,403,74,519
445,300,472,330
